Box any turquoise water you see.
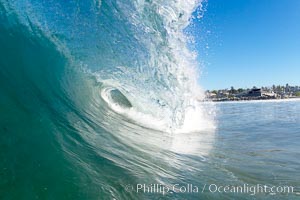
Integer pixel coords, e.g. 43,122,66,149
1,0,300,199
211,100,300,199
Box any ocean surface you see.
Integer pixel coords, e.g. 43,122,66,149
1,0,300,199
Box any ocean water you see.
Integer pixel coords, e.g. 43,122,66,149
1,0,300,199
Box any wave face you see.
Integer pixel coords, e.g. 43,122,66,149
0,0,215,199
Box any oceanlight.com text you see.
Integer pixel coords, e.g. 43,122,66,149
124,183,295,196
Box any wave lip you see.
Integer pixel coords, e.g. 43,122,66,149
3,0,215,132
0,0,217,198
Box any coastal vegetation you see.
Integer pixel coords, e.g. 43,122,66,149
206,84,300,101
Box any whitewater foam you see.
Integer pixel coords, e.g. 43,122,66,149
4,0,215,133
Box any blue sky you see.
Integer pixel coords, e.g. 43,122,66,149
189,0,300,90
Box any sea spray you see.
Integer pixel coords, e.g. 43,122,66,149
3,0,215,132
0,1,216,199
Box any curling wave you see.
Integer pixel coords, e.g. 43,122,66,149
0,0,215,199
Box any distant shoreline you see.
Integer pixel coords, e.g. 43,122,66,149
206,84,300,103
210,96,300,102
207,97,300,104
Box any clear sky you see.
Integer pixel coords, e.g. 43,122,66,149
189,0,300,90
